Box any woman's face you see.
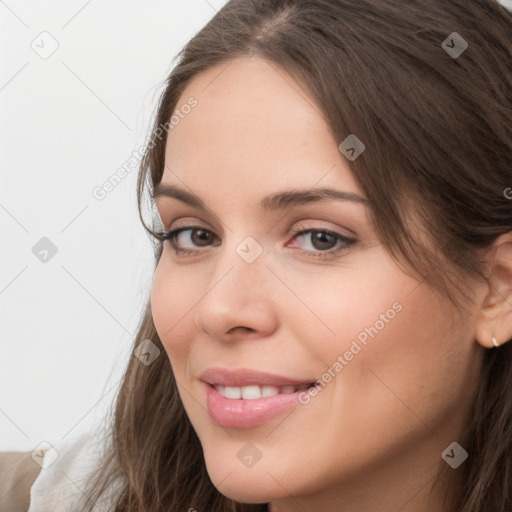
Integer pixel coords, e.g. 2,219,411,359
151,57,482,507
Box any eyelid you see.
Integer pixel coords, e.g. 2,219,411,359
289,221,355,240
167,218,213,232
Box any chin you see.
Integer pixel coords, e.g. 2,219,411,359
203,450,291,504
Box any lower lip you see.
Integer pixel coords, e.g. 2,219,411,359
204,383,307,428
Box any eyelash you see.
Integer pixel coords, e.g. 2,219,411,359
159,225,356,260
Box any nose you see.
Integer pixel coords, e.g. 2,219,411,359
194,249,279,343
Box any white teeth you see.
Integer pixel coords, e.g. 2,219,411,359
224,386,242,399
214,383,309,399
241,385,261,399
261,385,279,397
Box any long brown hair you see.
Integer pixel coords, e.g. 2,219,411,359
80,1,512,510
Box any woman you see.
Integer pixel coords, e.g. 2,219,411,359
3,0,512,511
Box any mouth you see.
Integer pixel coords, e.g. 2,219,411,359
199,367,318,428
202,379,318,429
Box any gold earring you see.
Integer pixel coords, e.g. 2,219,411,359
492,334,500,348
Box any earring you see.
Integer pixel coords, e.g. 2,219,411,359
492,334,500,348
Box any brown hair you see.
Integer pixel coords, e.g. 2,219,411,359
80,1,512,510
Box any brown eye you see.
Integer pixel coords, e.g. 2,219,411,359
308,231,338,251
189,229,214,247
163,227,219,254
288,228,356,260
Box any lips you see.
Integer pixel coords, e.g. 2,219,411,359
198,366,316,387
199,367,318,428
203,382,310,428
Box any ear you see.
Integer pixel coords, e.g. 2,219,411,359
474,232,512,349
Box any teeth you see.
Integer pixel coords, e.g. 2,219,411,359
214,383,310,399
224,386,241,399
241,385,261,399
261,385,279,397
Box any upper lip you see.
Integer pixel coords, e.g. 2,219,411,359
199,367,316,387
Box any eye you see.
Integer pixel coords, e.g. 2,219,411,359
288,226,356,259
162,227,220,255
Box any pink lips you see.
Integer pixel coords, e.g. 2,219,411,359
199,366,315,387
199,367,316,429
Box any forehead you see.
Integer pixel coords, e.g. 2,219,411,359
163,56,361,201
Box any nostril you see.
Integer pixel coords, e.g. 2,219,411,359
227,326,255,335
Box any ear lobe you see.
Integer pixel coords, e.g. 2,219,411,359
475,235,512,349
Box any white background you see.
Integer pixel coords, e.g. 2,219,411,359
1,0,511,451
0,0,228,451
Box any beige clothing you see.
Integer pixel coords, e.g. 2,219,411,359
0,449,45,512
0,432,122,512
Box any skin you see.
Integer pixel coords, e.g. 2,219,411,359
151,56,512,512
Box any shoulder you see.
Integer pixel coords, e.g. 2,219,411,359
29,430,123,512
0,449,45,512
1,430,123,512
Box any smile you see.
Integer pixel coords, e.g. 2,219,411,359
204,382,317,429
213,383,311,399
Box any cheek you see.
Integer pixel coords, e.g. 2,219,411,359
314,280,468,449
276,250,414,368
150,258,197,362
284,256,468,455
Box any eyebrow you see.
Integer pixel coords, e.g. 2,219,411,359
152,183,369,212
